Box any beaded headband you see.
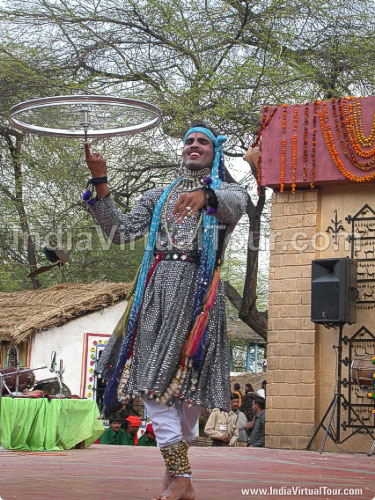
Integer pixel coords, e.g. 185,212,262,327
184,126,217,144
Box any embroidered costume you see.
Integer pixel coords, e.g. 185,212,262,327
88,126,247,481
91,176,246,411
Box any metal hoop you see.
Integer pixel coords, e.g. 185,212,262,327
9,95,162,138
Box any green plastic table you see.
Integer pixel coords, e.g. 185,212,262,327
0,397,105,451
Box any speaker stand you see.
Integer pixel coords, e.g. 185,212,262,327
307,324,375,454
307,392,375,454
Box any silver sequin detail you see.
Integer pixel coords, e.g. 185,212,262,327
91,180,247,411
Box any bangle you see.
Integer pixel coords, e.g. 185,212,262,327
91,176,108,185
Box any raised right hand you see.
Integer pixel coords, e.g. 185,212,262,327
84,142,107,177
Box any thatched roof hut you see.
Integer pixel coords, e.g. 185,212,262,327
0,281,130,344
227,319,266,345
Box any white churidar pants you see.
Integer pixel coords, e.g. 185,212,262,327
142,396,201,448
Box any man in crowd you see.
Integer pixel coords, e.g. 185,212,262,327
230,393,248,445
232,382,243,407
240,383,256,423
204,394,239,446
139,423,157,446
99,415,128,445
247,396,265,447
122,415,142,445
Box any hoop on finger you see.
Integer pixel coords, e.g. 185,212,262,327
9,95,162,138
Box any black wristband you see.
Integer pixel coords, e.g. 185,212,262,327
202,186,218,210
91,176,108,186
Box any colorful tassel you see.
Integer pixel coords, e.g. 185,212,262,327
182,266,221,358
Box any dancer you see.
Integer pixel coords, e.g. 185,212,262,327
85,122,247,500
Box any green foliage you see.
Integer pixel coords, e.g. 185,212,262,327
0,130,173,290
4,0,375,142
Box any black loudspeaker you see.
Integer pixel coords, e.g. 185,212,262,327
311,258,357,325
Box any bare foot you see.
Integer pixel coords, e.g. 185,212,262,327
151,470,173,500
163,469,173,490
157,477,195,500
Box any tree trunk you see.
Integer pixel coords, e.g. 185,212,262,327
2,128,41,289
239,188,268,340
224,169,268,341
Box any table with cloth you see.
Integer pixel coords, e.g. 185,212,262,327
0,397,104,451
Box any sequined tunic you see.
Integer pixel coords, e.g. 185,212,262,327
90,177,247,411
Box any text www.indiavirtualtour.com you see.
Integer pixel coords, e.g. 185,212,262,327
240,486,365,497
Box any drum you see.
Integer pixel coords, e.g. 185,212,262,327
0,367,35,394
351,356,375,387
33,377,71,397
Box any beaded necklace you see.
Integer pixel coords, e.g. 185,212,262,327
162,178,203,251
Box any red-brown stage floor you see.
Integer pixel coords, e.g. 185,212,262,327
0,445,374,500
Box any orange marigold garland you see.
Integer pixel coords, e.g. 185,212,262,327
280,104,288,192
352,96,375,147
318,100,375,183
332,97,375,171
252,104,279,148
264,96,375,191
343,97,375,159
303,103,309,181
282,103,288,131
280,139,286,192
253,104,280,193
311,101,318,188
257,138,263,192
291,104,298,192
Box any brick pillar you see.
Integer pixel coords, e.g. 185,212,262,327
266,190,319,449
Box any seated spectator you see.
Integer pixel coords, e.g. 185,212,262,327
204,394,239,446
139,423,157,447
123,415,142,445
247,396,265,447
232,382,243,407
230,393,248,445
99,415,129,445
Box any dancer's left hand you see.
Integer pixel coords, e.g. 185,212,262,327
173,190,205,222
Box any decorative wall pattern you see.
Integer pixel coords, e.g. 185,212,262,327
343,326,375,433
80,333,110,403
346,204,375,310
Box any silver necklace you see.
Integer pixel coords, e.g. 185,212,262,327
179,166,211,192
